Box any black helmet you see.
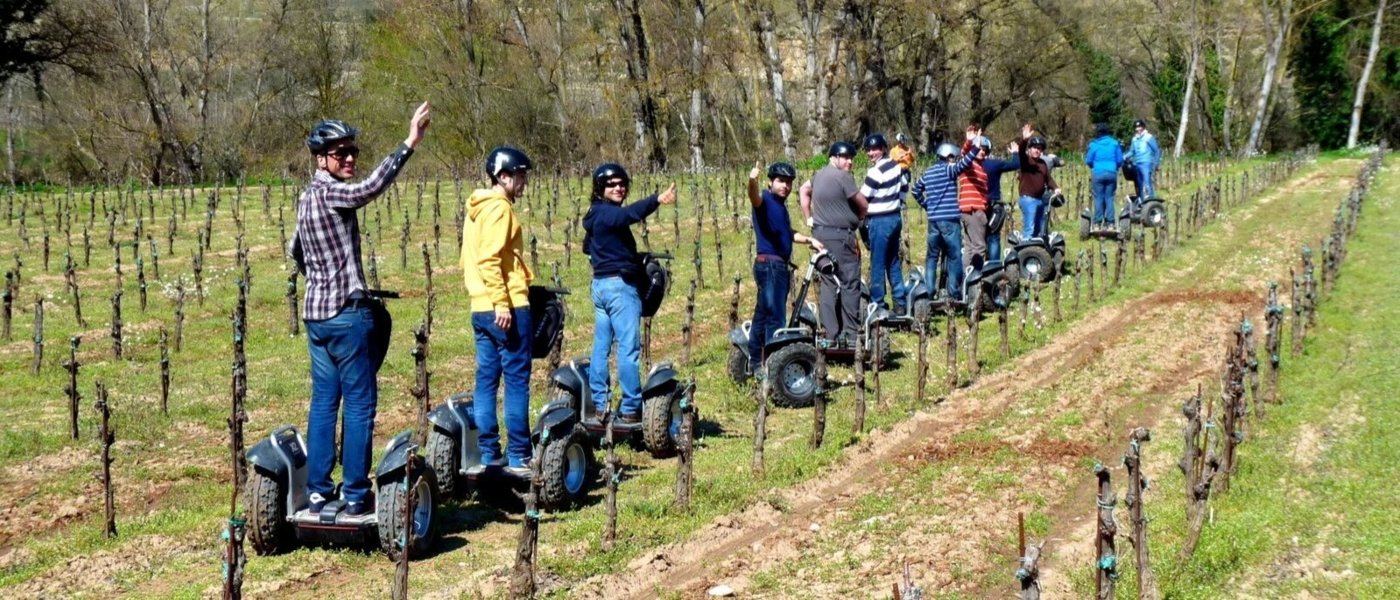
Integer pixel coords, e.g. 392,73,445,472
591,163,631,198
1133,119,1148,129
485,146,532,184
306,120,358,155
863,133,888,150
1027,136,1047,150
766,162,797,180
827,141,857,158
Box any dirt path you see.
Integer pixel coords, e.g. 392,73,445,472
564,159,1357,599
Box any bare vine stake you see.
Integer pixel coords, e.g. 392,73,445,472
224,283,250,600
31,296,44,373
158,327,170,415
811,327,828,450
999,282,1011,358
1178,386,1219,561
96,381,116,538
1218,321,1249,494
148,237,159,281
945,302,958,388
1123,428,1159,599
601,411,620,549
391,449,413,600
1264,282,1284,403
1113,237,1125,287
285,272,299,336
175,280,186,352
753,371,769,478
853,325,867,435
727,276,741,333
511,442,543,598
1016,512,1044,600
675,382,697,509
137,257,147,311
967,301,981,379
1093,463,1117,599
64,335,82,438
1051,275,1062,323
681,279,697,366
193,250,205,306
110,288,123,359
873,322,885,410
643,316,653,372
410,323,431,447
916,317,930,403
1243,318,1262,419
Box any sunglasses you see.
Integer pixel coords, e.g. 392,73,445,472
326,146,360,160
604,180,628,189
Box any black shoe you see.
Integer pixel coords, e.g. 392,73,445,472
346,498,373,517
308,492,332,513
894,303,907,316
619,413,642,425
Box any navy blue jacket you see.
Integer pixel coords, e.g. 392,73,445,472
583,194,661,280
983,155,1020,202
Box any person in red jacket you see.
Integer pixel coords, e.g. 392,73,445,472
957,124,992,271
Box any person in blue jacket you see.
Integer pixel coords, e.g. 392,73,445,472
582,164,677,422
1084,122,1125,232
1128,119,1161,199
982,138,1021,260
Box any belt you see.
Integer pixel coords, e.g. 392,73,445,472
343,296,379,309
867,211,901,218
754,254,788,264
813,224,855,233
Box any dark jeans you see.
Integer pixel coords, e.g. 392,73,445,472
814,227,861,341
472,307,534,468
1091,171,1118,226
305,301,392,504
749,259,791,370
926,220,964,300
865,213,907,309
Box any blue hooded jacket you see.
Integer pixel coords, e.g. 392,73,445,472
1085,135,1124,175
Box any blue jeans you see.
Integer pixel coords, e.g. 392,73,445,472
590,277,643,416
926,220,963,300
305,302,392,504
472,307,533,467
1018,195,1047,239
865,213,907,308
1091,171,1118,226
749,260,791,371
1133,166,1156,199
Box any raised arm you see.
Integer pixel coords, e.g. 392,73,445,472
799,180,814,223
747,161,763,208
321,101,431,209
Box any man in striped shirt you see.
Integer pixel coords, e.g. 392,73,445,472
290,101,431,516
859,133,909,313
913,141,980,301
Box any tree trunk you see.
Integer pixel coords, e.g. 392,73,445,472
1242,0,1293,157
817,3,850,152
4,82,15,186
1173,4,1200,159
755,4,796,160
1346,0,1386,149
614,0,666,168
512,5,570,152
689,0,706,172
795,0,828,156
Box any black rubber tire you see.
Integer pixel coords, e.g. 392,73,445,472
1016,246,1055,283
376,464,440,561
423,427,460,499
726,345,751,383
766,342,819,408
642,392,679,459
1142,200,1167,228
539,424,593,509
245,467,293,555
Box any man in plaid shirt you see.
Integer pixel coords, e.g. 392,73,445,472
290,101,431,516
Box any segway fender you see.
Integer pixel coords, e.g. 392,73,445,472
248,426,309,514
550,360,588,400
531,400,578,444
642,362,679,398
728,322,751,347
427,394,472,438
374,431,416,480
247,434,290,481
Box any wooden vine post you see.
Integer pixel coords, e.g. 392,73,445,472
853,324,867,435
753,370,769,478
1264,282,1284,403
1178,386,1220,561
1123,427,1159,600
224,278,251,600
285,271,299,336
945,302,958,388
409,323,431,447
159,327,170,415
31,296,44,373
675,381,697,509
110,288,123,359
811,327,828,449
602,411,620,548
96,382,117,538
511,440,544,598
1093,463,1117,599
63,335,82,438
1015,513,1043,600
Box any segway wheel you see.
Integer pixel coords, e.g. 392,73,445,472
642,391,681,459
376,464,440,561
1016,246,1055,283
539,424,593,509
767,343,819,408
1142,200,1167,228
424,427,460,498
245,467,293,555
726,345,751,384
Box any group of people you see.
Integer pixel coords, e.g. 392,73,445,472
745,120,1160,372
1085,119,1163,231
290,101,1162,513
290,102,678,514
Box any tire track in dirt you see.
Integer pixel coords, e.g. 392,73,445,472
571,160,1355,599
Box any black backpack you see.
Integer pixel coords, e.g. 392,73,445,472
639,253,671,318
528,285,568,359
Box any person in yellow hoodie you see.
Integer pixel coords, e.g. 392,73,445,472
462,146,535,476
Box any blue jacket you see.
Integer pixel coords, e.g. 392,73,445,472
583,194,661,280
983,155,1020,202
1085,135,1124,175
912,153,974,222
1129,133,1160,169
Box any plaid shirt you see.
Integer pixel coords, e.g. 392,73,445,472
291,143,414,320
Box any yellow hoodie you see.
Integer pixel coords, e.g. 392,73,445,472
461,188,533,312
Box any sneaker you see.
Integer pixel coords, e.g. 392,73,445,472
308,492,331,513
346,500,372,517
502,465,532,479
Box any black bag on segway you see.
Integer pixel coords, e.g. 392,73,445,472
987,202,1007,233
639,255,670,318
528,285,567,359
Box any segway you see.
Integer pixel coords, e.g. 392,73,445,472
964,249,1022,315
422,285,594,509
245,426,438,560
725,250,891,406
546,357,691,458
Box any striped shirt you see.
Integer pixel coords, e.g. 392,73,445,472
912,153,975,223
290,143,414,320
860,157,907,216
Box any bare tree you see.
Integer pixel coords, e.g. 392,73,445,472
614,0,666,168
1347,0,1387,149
1242,0,1294,157
753,2,796,159
688,0,707,171
1173,0,1201,158
795,0,829,155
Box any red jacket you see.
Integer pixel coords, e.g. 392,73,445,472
957,141,989,212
